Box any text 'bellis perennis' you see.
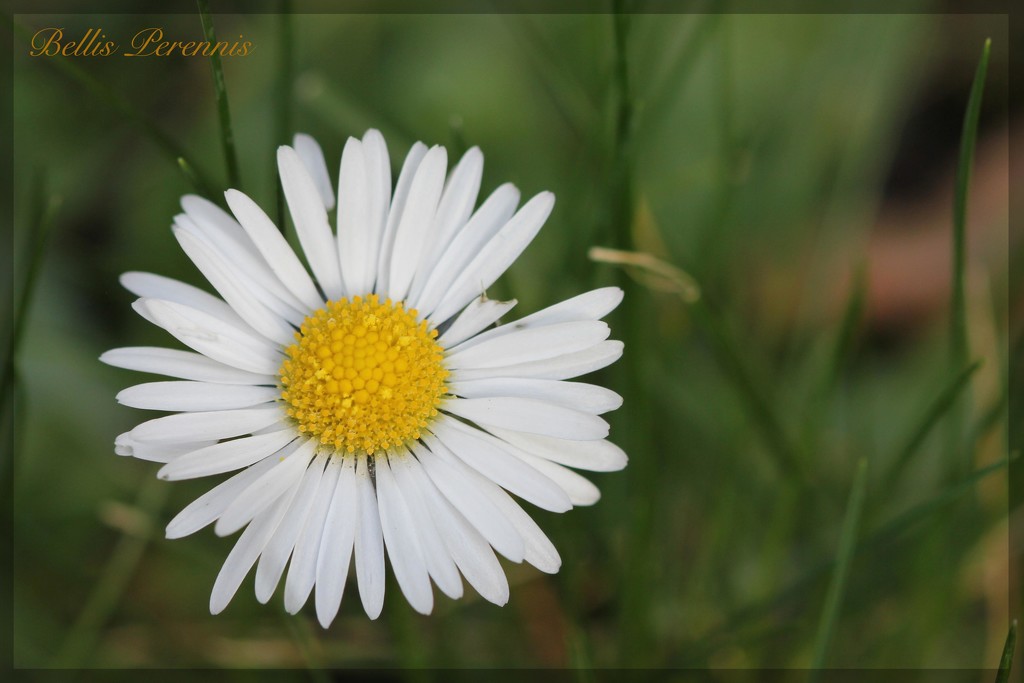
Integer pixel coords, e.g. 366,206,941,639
102,130,627,627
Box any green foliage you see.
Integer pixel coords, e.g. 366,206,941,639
10,11,1012,672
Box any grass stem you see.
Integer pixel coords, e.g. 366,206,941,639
197,0,241,189
809,458,868,678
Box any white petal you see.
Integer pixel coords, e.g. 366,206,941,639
209,483,296,615
134,299,282,375
444,397,609,441
354,454,386,619
215,439,316,536
412,440,524,562
294,133,335,209
375,455,433,615
255,453,327,603
428,147,484,260
100,347,274,385
401,453,508,605
173,225,295,346
336,137,372,295
485,427,628,472
376,142,427,295
177,201,309,323
388,451,463,599
130,405,284,444
437,296,517,348
156,428,296,480
225,189,324,312
453,340,624,382
446,321,609,369
115,433,215,463
408,146,483,303
165,455,279,539
428,419,572,513
120,272,247,330
448,377,622,414
116,381,279,412
359,129,392,292
456,464,562,573
314,455,357,628
466,288,623,354
386,145,447,302
412,183,520,315
516,453,601,506
284,458,342,614
429,191,554,323
279,145,345,299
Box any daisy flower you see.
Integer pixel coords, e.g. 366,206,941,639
102,130,626,626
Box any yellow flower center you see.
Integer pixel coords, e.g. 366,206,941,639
278,295,448,455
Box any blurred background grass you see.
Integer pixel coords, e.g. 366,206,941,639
8,7,1019,675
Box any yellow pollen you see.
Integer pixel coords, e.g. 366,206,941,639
278,294,448,455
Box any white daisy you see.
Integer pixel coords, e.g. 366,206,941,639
102,130,626,626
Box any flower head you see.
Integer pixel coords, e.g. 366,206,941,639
102,130,626,626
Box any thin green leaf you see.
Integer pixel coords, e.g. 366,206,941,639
197,0,241,189
11,20,217,198
177,157,204,195
884,360,983,489
995,619,1017,683
500,15,600,139
448,115,468,160
684,455,1012,663
950,37,990,371
608,2,655,666
274,0,294,235
296,73,415,157
691,298,807,483
824,262,868,392
1,174,60,420
809,458,868,678
640,12,719,138
947,38,990,471
54,476,168,667
280,614,330,682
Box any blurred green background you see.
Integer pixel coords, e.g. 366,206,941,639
9,8,1019,675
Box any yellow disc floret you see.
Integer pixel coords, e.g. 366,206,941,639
278,295,448,455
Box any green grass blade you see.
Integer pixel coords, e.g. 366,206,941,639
274,0,294,234
11,20,217,199
691,299,806,483
1,174,60,486
870,453,1014,550
280,614,330,681
197,0,241,189
501,15,599,139
809,458,868,678
950,37,990,370
995,619,1017,683
606,3,654,666
884,360,983,489
641,12,719,138
2,175,60,409
824,262,867,391
947,38,990,471
54,476,168,667
685,454,1012,663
